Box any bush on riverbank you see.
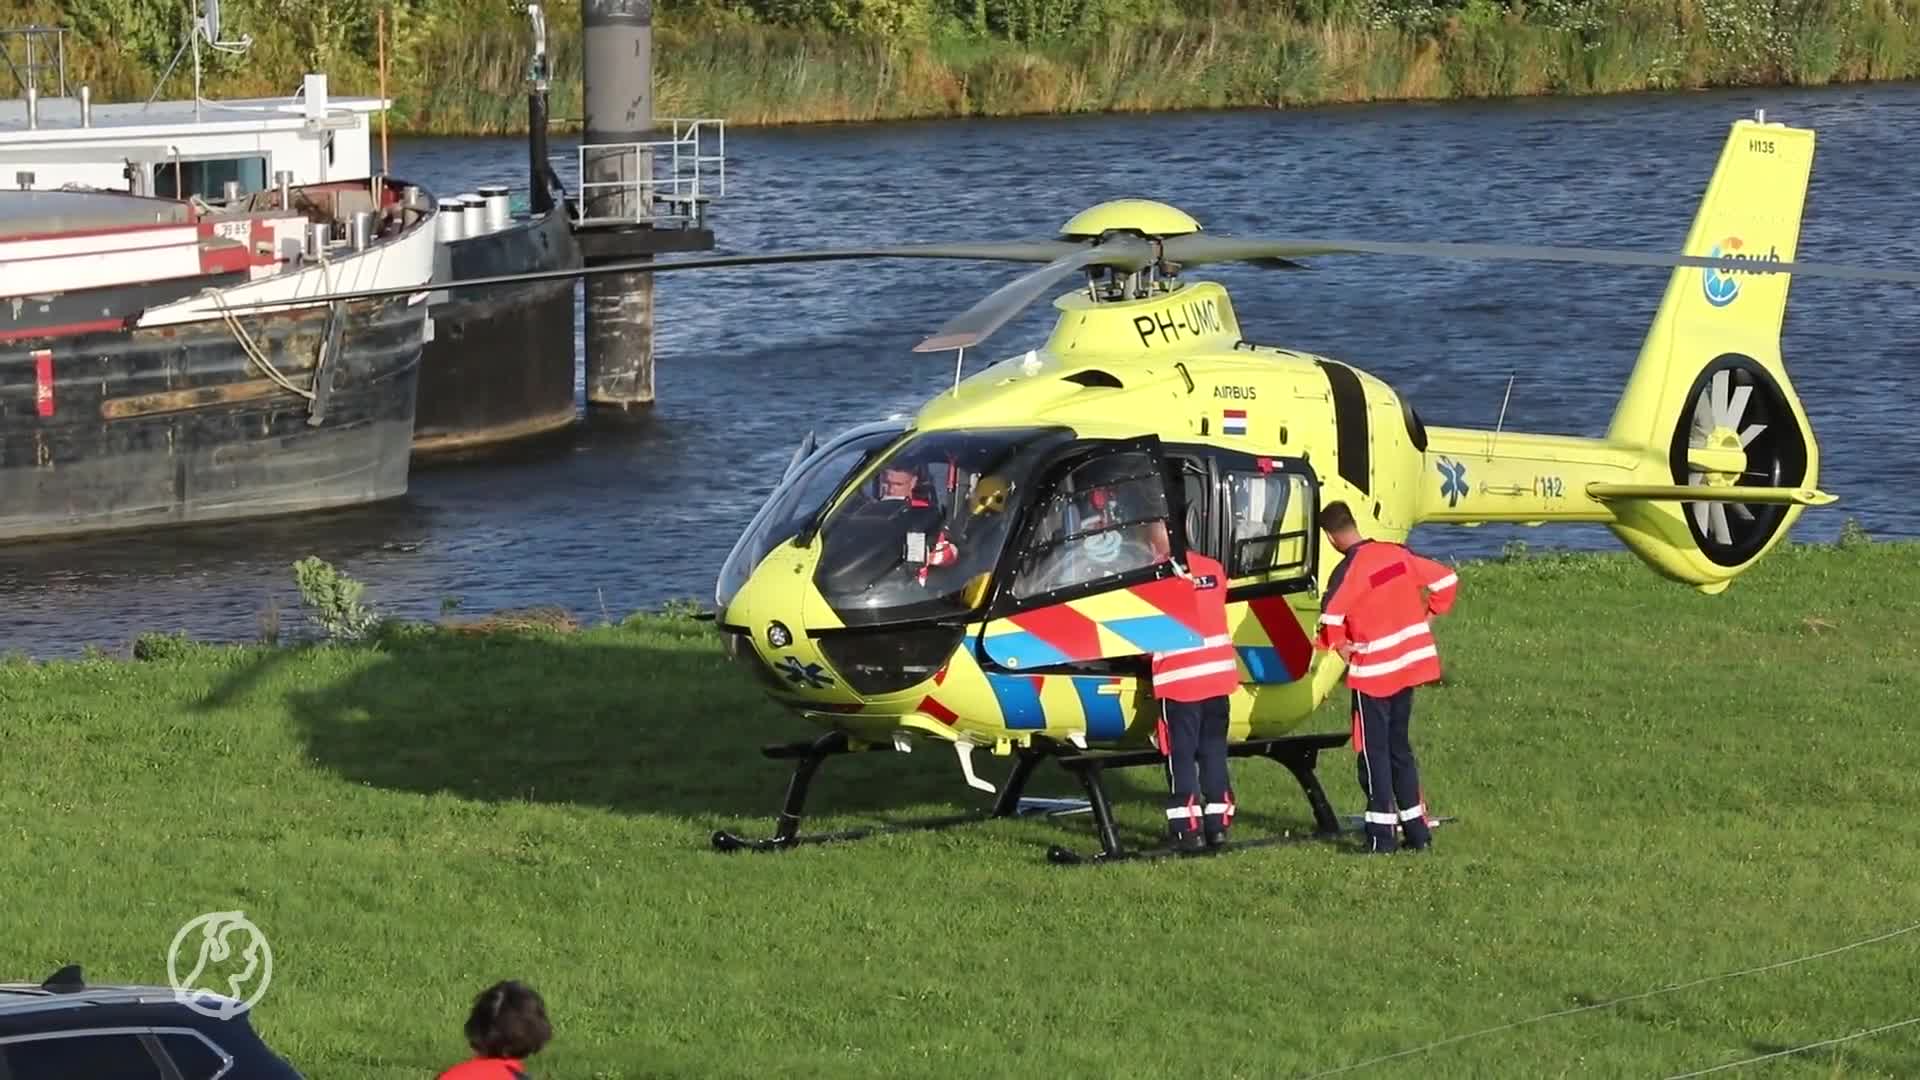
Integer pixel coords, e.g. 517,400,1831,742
20,0,1920,132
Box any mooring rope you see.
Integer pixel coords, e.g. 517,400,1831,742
210,242,346,403
1298,919,1920,1078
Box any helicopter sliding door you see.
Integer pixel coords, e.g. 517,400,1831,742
975,435,1208,672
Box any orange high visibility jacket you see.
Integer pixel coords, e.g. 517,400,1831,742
1150,551,1240,702
438,1058,530,1080
1314,540,1458,696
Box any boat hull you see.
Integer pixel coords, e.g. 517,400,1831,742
0,291,426,543
414,203,581,456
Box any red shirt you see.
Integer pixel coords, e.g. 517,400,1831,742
1314,540,1458,695
438,1058,528,1080
1149,552,1240,702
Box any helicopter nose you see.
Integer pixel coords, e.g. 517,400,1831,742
720,618,818,696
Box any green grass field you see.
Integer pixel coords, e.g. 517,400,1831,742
4,536,1918,1078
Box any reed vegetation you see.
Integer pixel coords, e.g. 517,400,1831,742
14,0,1920,132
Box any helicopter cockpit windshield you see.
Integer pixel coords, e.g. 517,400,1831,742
715,419,909,610
812,425,1076,626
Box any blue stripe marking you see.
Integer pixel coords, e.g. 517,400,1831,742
1104,614,1204,654
1237,645,1299,685
984,628,1073,670
985,673,1047,730
1070,677,1127,739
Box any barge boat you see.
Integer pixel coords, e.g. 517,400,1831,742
0,178,436,541
0,3,581,458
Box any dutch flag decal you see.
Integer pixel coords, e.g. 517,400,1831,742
1222,409,1247,435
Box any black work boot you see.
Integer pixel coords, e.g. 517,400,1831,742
1165,830,1205,854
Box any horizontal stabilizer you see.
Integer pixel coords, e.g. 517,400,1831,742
1585,482,1836,506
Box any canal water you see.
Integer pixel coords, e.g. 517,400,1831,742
4,83,1918,657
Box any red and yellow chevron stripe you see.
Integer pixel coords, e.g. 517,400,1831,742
979,573,1207,669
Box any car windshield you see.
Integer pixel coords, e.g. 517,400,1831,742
715,421,908,610
813,425,1075,625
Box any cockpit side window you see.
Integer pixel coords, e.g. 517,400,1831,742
1011,450,1175,601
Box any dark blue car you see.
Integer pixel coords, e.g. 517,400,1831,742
0,966,303,1078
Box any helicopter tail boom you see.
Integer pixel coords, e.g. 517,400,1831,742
1598,113,1823,592
1410,115,1827,593
1412,427,1636,525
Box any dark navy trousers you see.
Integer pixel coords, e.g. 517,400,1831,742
1353,688,1432,852
1159,696,1233,838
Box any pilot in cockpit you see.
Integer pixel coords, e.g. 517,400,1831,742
878,465,929,507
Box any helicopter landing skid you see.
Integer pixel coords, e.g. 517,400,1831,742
709,729,1353,862
1041,732,1352,866
709,730,1059,854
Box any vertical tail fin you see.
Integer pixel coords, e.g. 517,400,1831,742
1601,113,1827,593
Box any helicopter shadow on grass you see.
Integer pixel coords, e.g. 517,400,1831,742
196,621,1306,852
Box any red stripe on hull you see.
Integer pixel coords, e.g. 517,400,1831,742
198,243,259,275
1247,595,1314,678
33,349,52,416
1008,603,1103,662
0,219,199,246
1126,573,1205,633
0,318,129,344
919,696,960,725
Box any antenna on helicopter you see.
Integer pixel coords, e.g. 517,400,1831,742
950,347,966,396
1490,371,1516,457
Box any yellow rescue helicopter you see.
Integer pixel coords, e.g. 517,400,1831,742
224,111,1918,863
704,111,1858,864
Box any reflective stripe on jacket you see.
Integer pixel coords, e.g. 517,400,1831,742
1314,540,1458,695
1150,551,1239,702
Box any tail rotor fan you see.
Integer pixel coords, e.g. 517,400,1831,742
1670,356,1809,566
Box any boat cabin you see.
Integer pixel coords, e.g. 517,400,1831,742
0,73,381,200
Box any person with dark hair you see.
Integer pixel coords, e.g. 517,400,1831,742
437,980,553,1079
1314,499,1459,854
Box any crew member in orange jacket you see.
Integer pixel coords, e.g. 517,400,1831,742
1312,500,1459,854
1144,521,1241,852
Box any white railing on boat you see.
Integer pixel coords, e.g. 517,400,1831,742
567,118,726,230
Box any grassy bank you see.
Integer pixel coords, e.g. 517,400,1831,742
4,535,1918,1076
18,0,1920,134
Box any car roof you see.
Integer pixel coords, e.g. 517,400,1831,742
0,968,243,1022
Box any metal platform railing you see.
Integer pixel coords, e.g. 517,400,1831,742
569,118,726,229
0,25,70,98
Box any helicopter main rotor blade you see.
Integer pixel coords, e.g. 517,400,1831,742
197,228,1920,324
1161,233,1920,285
911,238,1154,353
201,239,1091,315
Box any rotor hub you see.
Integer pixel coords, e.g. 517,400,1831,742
1058,199,1202,242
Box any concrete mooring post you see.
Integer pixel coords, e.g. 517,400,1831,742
583,0,655,410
